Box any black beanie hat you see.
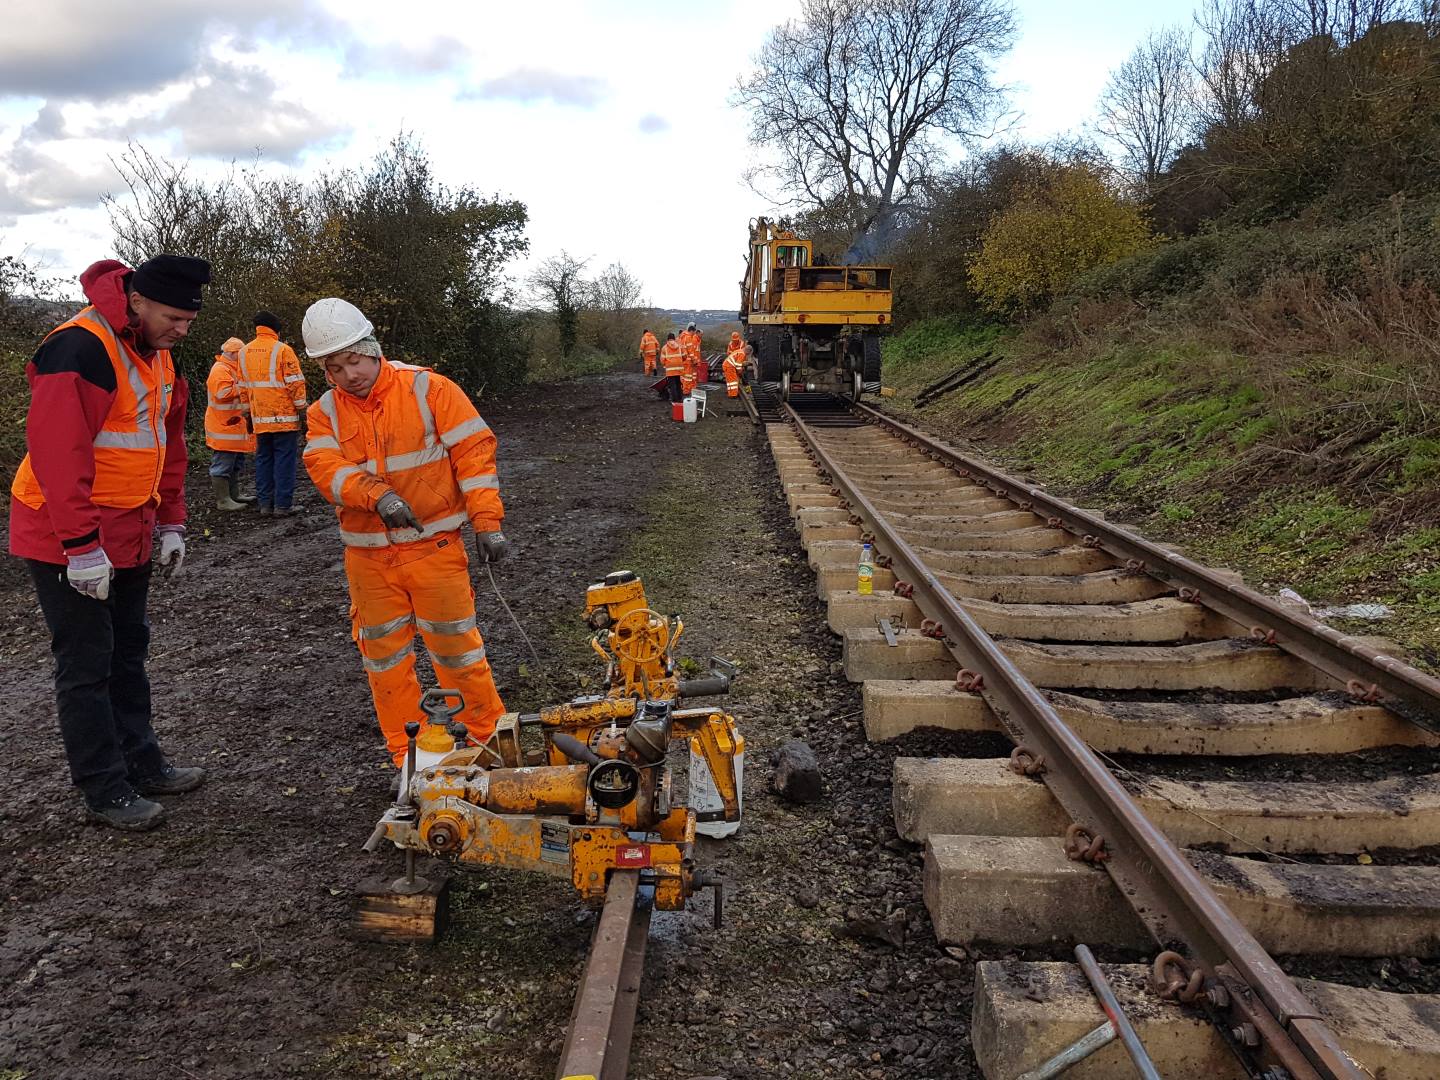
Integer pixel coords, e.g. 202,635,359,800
254,309,281,332
130,255,210,312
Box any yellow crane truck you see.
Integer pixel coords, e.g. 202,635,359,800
738,217,893,401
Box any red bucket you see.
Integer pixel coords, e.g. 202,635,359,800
671,401,684,422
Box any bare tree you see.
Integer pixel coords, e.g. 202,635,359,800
1097,27,1196,195
586,262,652,356
1275,0,1415,44
1193,0,1289,132
734,0,1016,257
528,251,590,359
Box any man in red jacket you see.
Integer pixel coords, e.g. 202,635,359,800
8,255,210,832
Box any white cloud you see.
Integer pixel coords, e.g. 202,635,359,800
638,113,670,134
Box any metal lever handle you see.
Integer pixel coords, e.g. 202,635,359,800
419,687,464,724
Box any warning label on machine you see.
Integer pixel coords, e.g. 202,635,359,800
540,821,570,864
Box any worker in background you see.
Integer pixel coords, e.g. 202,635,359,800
301,298,510,771
659,331,685,413
638,328,659,376
8,256,209,832
205,336,256,511
240,310,306,517
723,331,746,399
679,322,701,396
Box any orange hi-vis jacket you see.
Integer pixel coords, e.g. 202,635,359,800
240,326,306,433
303,358,503,554
639,331,659,362
660,339,685,376
205,354,255,453
723,343,746,397
679,329,701,370
12,306,175,512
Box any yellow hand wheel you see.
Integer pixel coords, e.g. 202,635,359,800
609,607,668,664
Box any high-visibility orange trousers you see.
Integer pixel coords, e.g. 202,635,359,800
643,357,656,376
344,537,506,766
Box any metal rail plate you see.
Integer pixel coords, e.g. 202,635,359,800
556,870,653,1080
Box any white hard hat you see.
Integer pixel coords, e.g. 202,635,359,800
302,297,375,359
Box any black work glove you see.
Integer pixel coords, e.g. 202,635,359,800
375,491,422,531
474,530,510,564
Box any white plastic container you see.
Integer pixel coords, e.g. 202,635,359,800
682,396,698,423
399,745,451,778
689,735,744,838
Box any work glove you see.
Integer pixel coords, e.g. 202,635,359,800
156,526,186,579
474,530,510,564
375,491,422,532
66,546,114,601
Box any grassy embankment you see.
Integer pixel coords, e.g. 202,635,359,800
880,210,1440,668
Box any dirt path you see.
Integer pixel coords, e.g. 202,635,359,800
0,372,977,1080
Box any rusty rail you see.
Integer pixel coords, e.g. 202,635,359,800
783,402,1366,1080
855,403,1440,731
555,870,652,1080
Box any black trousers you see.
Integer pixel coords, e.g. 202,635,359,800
27,559,166,805
666,375,684,403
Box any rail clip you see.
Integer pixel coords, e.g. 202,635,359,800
955,669,985,692
1007,745,1045,776
1151,951,1205,1004
920,619,945,640
893,581,914,599
1064,823,1109,863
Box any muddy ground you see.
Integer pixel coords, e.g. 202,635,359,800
0,371,992,1080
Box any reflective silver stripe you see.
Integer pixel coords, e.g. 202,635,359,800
208,398,247,411
339,528,389,548
420,512,467,537
431,644,487,669
440,416,488,448
93,429,154,448
412,370,437,446
253,415,299,425
319,389,339,431
416,614,476,635
304,436,341,454
362,639,415,673
284,374,305,384
384,443,446,472
331,464,362,503
208,431,250,442
459,474,500,492
360,614,415,640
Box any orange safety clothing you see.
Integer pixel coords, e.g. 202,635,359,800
639,331,659,375
204,353,255,453
12,306,176,513
240,326,306,433
346,540,506,765
660,338,685,376
303,357,507,763
723,345,746,398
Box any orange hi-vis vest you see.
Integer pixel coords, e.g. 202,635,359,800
660,339,685,376
303,359,502,553
11,307,173,511
205,355,255,453
240,328,306,433
639,332,659,359
679,329,701,365
723,345,746,393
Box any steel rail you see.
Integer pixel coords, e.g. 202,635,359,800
555,870,652,1080
783,403,1364,1080
854,403,1440,731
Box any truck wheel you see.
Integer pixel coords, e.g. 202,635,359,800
752,329,782,382
863,334,882,382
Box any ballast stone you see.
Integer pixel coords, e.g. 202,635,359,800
771,740,824,804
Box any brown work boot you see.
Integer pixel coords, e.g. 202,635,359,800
211,475,245,511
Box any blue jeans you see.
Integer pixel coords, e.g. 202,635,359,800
208,450,247,480
255,431,300,509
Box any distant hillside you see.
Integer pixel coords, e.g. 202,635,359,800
653,308,737,330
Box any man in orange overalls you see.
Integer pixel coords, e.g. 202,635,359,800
723,332,746,399
638,328,659,376
240,311,307,516
659,332,685,418
679,322,702,395
301,298,509,770
205,336,255,511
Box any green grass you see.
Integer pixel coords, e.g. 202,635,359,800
878,316,1440,669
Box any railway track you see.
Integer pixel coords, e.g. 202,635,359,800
769,394,1440,1079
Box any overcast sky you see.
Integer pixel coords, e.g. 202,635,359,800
0,0,1196,310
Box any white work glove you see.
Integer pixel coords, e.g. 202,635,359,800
66,546,114,601
474,530,510,564
157,526,186,579
375,491,422,532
